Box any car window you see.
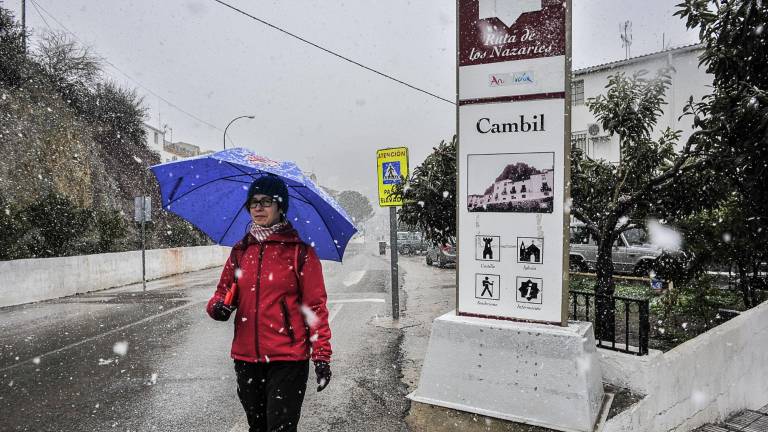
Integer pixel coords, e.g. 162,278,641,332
569,227,590,244
624,228,649,246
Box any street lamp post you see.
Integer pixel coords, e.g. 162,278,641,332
223,115,255,149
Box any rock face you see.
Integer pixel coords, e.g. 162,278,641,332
0,82,159,215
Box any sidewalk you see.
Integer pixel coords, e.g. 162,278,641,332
695,405,768,432
397,255,558,432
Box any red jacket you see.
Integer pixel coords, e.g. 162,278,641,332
206,226,332,363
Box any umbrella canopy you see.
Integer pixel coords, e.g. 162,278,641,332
150,148,357,261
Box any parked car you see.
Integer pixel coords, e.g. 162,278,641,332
396,231,427,255
569,225,662,275
426,242,456,268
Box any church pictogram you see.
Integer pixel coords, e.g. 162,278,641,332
517,237,544,264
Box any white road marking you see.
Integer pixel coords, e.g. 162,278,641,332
327,298,385,304
328,304,344,323
0,300,205,374
342,270,366,287
228,417,249,432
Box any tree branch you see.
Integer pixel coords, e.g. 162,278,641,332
616,126,720,213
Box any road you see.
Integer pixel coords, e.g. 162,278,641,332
0,242,410,432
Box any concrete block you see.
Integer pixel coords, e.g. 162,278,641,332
409,311,604,432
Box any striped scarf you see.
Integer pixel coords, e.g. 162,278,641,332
249,221,287,243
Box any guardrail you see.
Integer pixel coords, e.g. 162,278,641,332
569,289,650,356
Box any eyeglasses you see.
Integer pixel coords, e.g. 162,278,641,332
248,197,276,209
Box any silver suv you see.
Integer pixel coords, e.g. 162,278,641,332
569,225,662,275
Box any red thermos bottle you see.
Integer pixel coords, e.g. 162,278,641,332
223,282,238,306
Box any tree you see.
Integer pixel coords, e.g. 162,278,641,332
336,190,373,224
674,0,768,307
19,192,93,258
0,6,29,87
395,136,456,246
571,70,713,340
33,31,101,113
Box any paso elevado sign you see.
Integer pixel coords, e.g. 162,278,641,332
457,0,571,324
376,147,409,207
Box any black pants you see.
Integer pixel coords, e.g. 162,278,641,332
234,360,310,432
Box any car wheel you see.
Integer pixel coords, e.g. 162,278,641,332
401,245,412,255
569,257,588,273
437,257,445,268
426,255,433,266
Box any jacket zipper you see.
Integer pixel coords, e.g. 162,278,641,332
255,244,266,360
280,297,296,343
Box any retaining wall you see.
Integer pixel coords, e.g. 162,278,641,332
0,246,230,308
602,299,768,431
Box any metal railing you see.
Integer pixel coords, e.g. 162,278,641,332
569,290,650,355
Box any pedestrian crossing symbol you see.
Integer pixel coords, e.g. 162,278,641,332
376,147,409,207
382,162,401,184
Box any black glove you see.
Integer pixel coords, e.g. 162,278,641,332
314,361,332,392
211,301,234,321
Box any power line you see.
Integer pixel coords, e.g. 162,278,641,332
29,0,227,133
28,0,52,32
209,0,456,106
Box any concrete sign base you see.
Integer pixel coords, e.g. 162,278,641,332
408,311,604,432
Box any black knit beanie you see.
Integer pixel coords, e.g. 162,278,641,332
245,175,289,213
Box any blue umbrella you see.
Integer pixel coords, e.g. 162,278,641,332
149,148,357,261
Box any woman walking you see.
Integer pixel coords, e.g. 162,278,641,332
207,175,333,432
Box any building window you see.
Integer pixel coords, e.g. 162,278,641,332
154,132,159,144
521,185,527,193
571,132,589,156
572,79,584,105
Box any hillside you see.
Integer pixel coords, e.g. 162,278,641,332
0,7,208,259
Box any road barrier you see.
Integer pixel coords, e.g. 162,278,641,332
0,246,230,308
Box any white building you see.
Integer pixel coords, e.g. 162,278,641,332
468,169,554,211
142,123,205,163
571,44,711,162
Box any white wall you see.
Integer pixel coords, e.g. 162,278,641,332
0,246,230,308
602,299,768,432
572,46,712,163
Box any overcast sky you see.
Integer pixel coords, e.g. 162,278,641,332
7,0,698,206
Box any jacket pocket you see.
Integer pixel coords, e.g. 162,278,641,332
279,297,296,343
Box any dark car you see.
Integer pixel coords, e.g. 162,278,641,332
426,242,456,268
397,231,427,255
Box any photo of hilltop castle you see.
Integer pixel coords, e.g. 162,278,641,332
467,152,554,213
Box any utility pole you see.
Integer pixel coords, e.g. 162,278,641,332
21,0,26,52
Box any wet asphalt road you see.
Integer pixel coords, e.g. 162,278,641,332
0,242,409,432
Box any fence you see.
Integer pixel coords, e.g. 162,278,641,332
569,290,650,355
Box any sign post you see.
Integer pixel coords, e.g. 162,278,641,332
134,196,151,291
376,147,409,320
409,2,605,430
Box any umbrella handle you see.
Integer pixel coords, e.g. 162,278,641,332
223,282,238,306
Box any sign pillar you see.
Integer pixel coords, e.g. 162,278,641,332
389,207,399,319
456,0,571,324
409,3,605,430
134,196,151,291
376,147,409,320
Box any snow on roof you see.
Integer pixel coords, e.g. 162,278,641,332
573,43,704,76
